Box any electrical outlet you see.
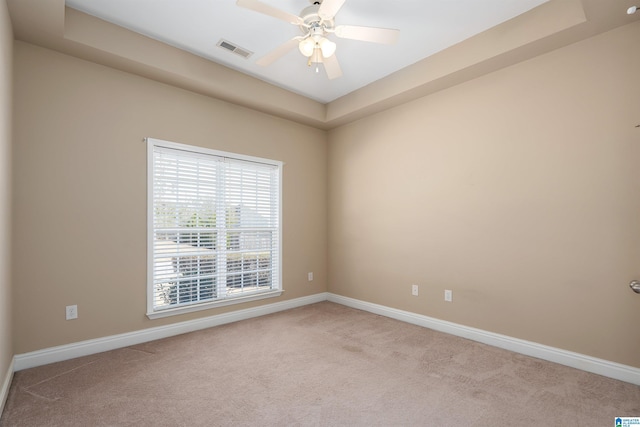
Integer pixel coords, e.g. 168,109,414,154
444,290,452,302
412,284,419,296
308,272,313,281
66,305,78,320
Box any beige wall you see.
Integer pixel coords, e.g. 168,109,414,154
11,42,327,354
328,22,640,368
0,0,12,395
0,0,13,397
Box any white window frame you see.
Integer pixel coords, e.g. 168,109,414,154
146,138,283,319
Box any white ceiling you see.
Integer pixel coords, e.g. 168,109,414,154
65,0,549,104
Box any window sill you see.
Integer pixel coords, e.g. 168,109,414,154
146,289,283,320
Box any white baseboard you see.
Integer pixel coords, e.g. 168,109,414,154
14,293,328,371
11,291,640,387
0,357,14,417
327,293,640,386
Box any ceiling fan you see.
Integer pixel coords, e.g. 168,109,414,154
236,0,400,80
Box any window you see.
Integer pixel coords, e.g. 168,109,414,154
147,138,282,319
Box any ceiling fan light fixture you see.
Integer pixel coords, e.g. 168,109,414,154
319,37,336,58
298,38,315,57
311,47,323,65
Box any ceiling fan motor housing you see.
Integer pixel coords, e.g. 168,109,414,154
299,3,335,33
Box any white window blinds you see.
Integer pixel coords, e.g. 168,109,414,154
147,138,281,318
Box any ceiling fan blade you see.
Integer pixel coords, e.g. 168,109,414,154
323,54,343,80
236,0,303,25
256,37,300,67
334,25,400,45
317,0,347,20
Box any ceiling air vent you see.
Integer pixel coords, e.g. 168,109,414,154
217,39,253,59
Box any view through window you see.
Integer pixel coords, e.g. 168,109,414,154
147,138,282,318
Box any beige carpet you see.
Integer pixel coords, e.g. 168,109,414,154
1,302,638,426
